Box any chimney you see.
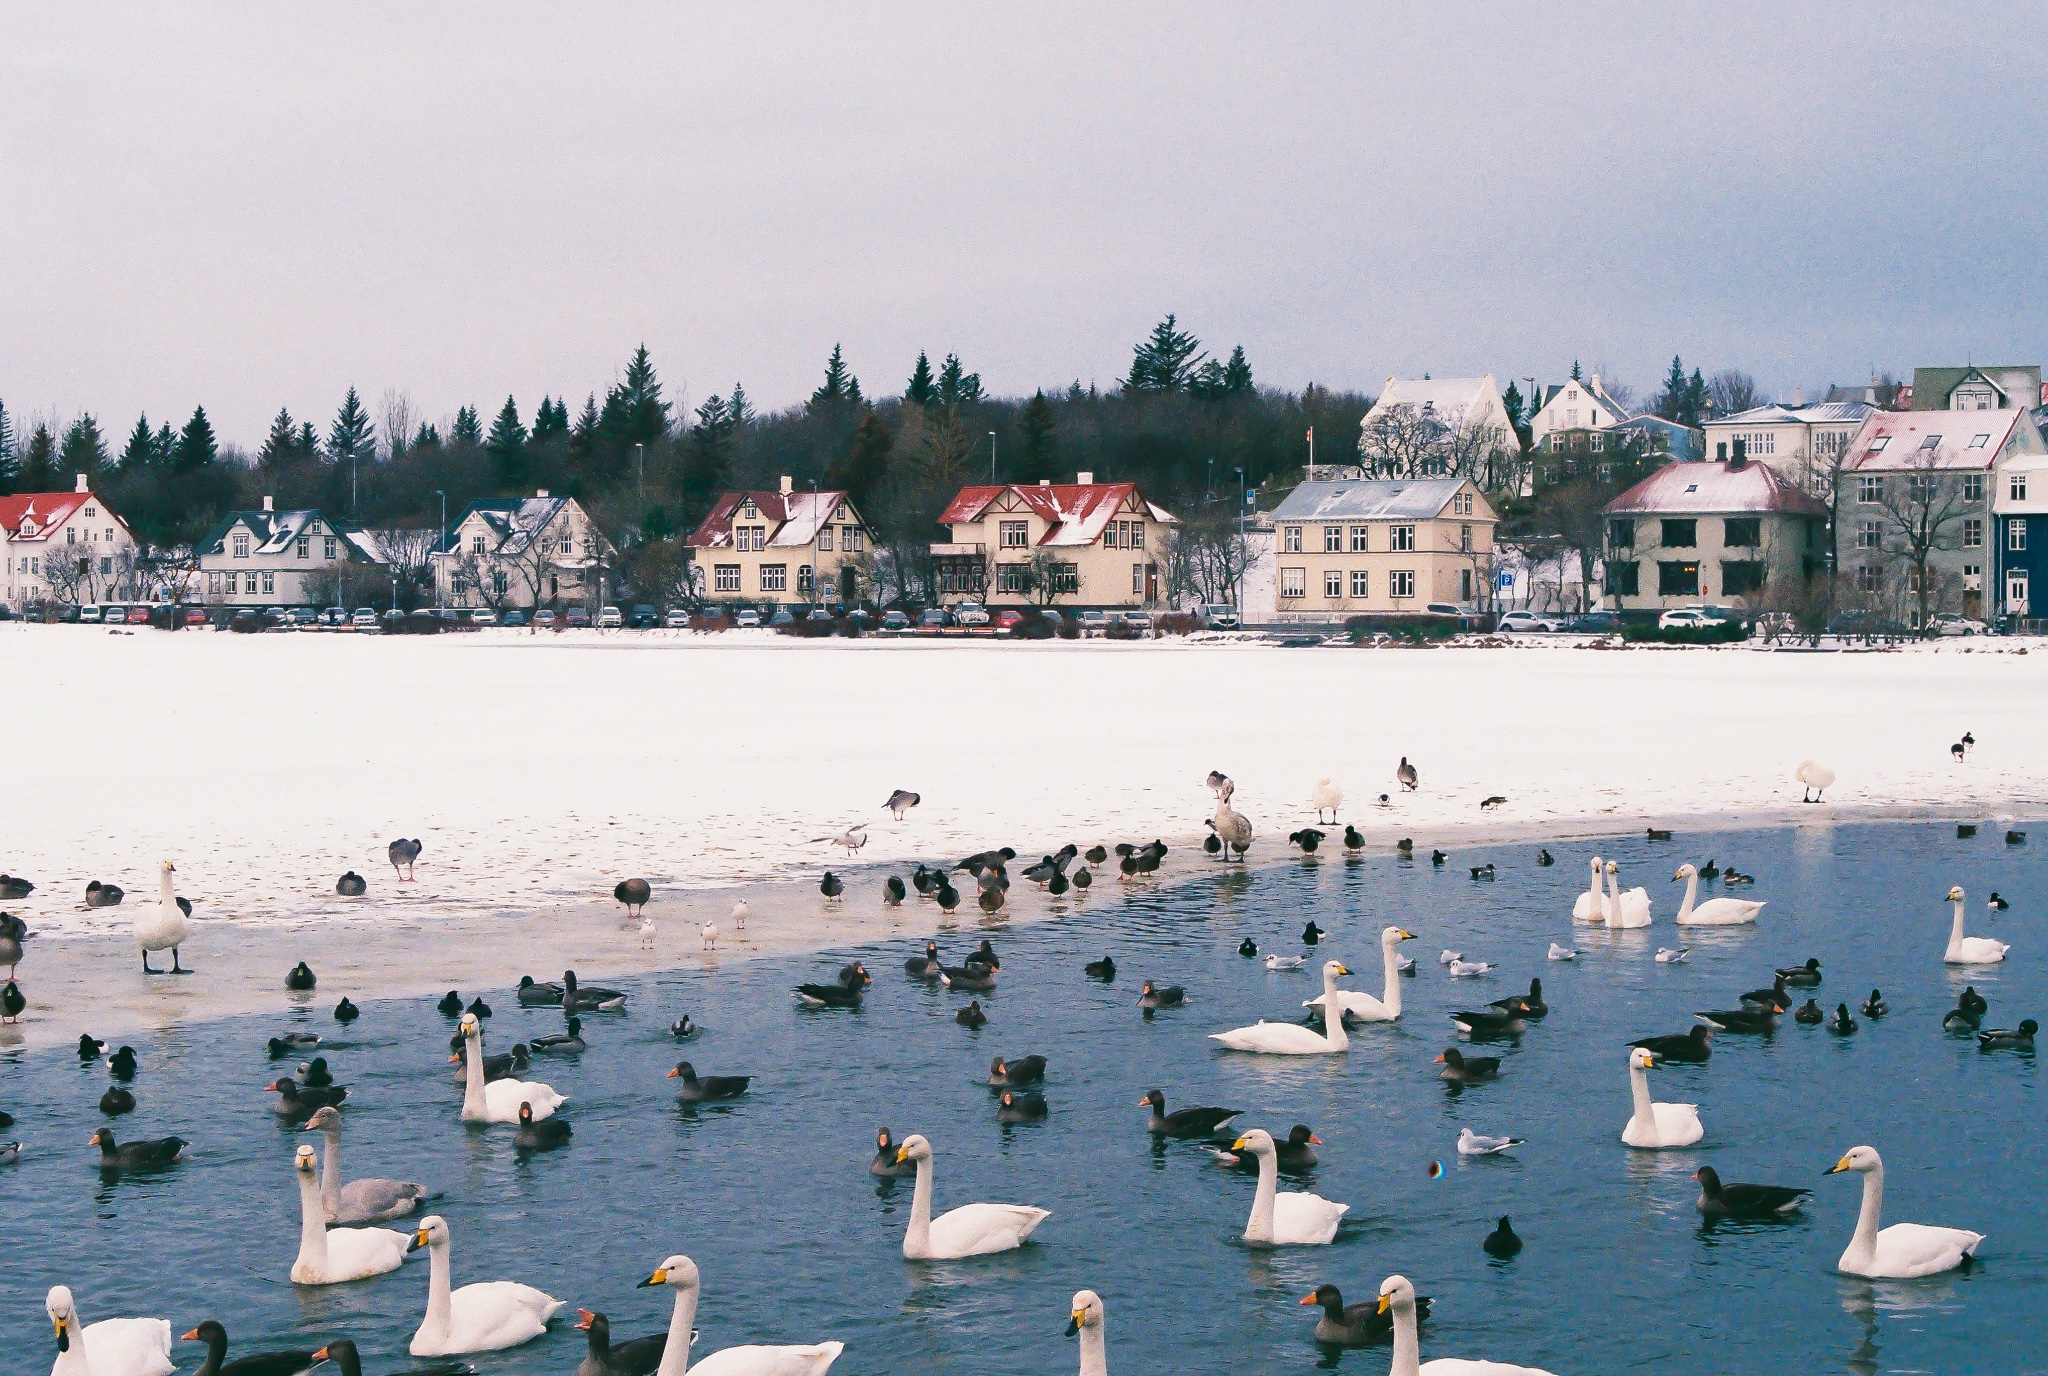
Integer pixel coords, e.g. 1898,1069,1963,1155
1866,374,1879,406
74,473,89,494
1729,439,1748,471
1076,471,1094,485
1039,479,1050,486
1590,373,1602,396
1792,386,1804,407
1716,441,1727,461
536,488,550,498
779,475,793,495
262,494,274,512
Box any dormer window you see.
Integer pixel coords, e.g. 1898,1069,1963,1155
233,533,250,558
1920,435,1942,450
1867,437,1890,452
1968,434,1990,449
742,501,757,519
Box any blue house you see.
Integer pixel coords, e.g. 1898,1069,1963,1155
1994,448,2048,622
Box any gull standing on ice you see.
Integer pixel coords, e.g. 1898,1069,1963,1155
885,789,921,821
816,825,868,856
700,921,717,952
731,897,749,930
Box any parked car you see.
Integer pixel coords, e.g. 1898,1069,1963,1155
993,609,1025,631
101,604,127,624
770,609,796,627
1121,610,1153,629
565,607,592,628
1200,604,1241,629
1931,613,1988,637
734,608,761,628
596,605,622,628
664,608,691,628
77,604,103,623
954,602,990,626
1568,611,1624,634
1657,607,1727,631
231,609,266,632
502,609,528,627
1077,609,1110,635
1424,602,1468,618
629,604,658,629
183,607,210,627
287,607,317,625
880,610,911,631
1497,610,1564,633
804,608,833,623
916,608,950,629
468,608,497,626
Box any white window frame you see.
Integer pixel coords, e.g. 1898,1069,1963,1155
759,564,787,593
1001,520,1029,549
1349,525,1370,552
1349,569,1369,598
1279,566,1305,598
1283,525,1302,553
2011,474,2028,502
714,564,740,593
1389,524,1416,552
1389,569,1415,599
1323,525,1342,553
1323,569,1342,598
2010,519,2028,552
1963,518,1983,549
233,534,250,558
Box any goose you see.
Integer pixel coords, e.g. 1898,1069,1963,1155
513,1102,572,1150
955,999,986,1027
1942,886,2009,963
1860,988,1888,1018
85,880,125,908
1546,943,1576,961
1482,1216,1523,1257
1231,1128,1347,1246
299,1106,430,1224
515,977,562,1007
1795,759,1834,803
0,912,27,979
406,1215,564,1355
987,1055,1045,1087
1450,1008,1523,1037
1298,1282,1424,1349
1621,1047,1702,1147
634,1254,843,1375
1739,976,1791,1009
871,1127,917,1178
530,1017,585,1055
573,1309,665,1376
181,1322,316,1376
289,1145,410,1283
1434,1047,1499,1082
1379,1273,1557,1374
1977,1018,2036,1051
1572,857,1605,922
336,872,367,897
1137,981,1184,1011
904,942,943,979
454,1014,564,1124
90,1127,187,1169
287,962,318,991
132,860,194,974
1396,757,1418,791
334,998,360,1025
562,972,627,1013
269,1077,346,1115
1211,1124,1320,1172
389,838,423,882
614,878,651,917
669,1062,750,1102
1824,1145,1983,1278
1602,862,1651,928
1694,1005,1777,1033
1138,1089,1239,1138
1447,960,1492,978
1311,777,1343,822
1307,926,1414,1024
0,874,33,899
893,1133,1048,1258
996,1090,1047,1123
799,963,871,1007
1456,1128,1523,1156
1211,797,1252,861
46,1286,173,1376
1673,864,1763,925
307,1338,473,1376
99,1086,136,1116
1489,979,1547,1019
1628,1025,1711,1063
1084,955,1116,979
1692,1165,1809,1218
1776,957,1823,986
1213,962,1354,1054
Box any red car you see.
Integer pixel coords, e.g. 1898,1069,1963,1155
183,608,209,627
993,609,1025,631
126,606,154,625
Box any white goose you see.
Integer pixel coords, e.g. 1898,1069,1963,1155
1571,856,1606,923
1823,1145,1984,1279
1232,1128,1347,1245
1673,864,1764,926
290,1145,411,1284
1602,861,1651,929
1306,927,1414,1023
407,1214,564,1355
1943,886,2009,964
1377,1274,1556,1375
1212,960,1353,1054
895,1133,1049,1259
636,1254,843,1375
1067,1290,1108,1376
1621,1047,1702,1148
131,860,193,975
454,1013,565,1124
45,1286,173,1376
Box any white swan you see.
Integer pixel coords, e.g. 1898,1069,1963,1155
1621,1047,1702,1148
1378,1274,1555,1375
407,1214,564,1355
131,860,193,975
895,1133,1049,1259
1824,1145,1983,1278
1306,927,1413,1022
454,1013,565,1124
1232,1128,1347,1245
1943,886,2009,964
636,1254,843,1375
1211,960,1352,1054
1068,1290,1107,1376
1673,864,1763,925
301,1105,431,1224
290,1145,411,1284
1602,861,1651,929
1796,758,1834,803
46,1286,173,1376
1311,777,1344,823
1571,856,1605,923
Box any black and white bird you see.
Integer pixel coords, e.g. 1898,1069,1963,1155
1397,757,1419,792
883,876,906,906
1989,892,2010,913
819,872,845,902
1693,1166,1810,1218
1480,795,1506,811
815,825,868,856
884,789,922,821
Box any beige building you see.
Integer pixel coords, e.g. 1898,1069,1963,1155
1701,399,1874,495
1266,477,1498,620
931,475,1178,608
1,475,141,611
200,497,388,607
686,478,875,606
433,490,616,610
1601,457,1828,612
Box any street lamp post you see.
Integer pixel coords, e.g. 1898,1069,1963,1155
435,490,446,613
635,443,645,521
1234,467,1247,612
988,432,997,484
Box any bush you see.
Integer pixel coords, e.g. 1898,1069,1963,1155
835,616,865,638
1015,610,1059,640
1156,612,1202,636
1344,614,1461,644
1055,619,1080,640
1104,620,1143,641
1621,621,1747,645
692,612,733,633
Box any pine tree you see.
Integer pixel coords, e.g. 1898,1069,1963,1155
530,396,567,446
154,423,178,467
936,354,982,408
451,406,483,446
1222,345,1254,397
60,414,108,483
411,421,442,451
122,415,158,471
173,407,218,473
682,394,735,511
293,422,317,459
1501,381,1528,443
809,344,861,411
1188,358,1229,400
727,382,753,427
903,352,934,408
20,423,56,491
612,344,673,446
326,387,377,466
567,394,599,465
1018,390,1057,477
486,395,528,481
258,408,300,468
0,401,17,495
1656,356,1690,423
1570,359,1583,382
828,410,893,509
1123,314,1205,393
1686,370,1708,426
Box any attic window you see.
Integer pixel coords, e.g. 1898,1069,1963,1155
1969,434,1990,449
1684,483,1699,494
1867,437,1889,452
1920,435,1942,450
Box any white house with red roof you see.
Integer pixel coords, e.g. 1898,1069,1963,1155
0,474,140,612
1601,455,1828,613
932,473,1178,608
685,477,875,606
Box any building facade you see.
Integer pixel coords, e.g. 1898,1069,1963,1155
0,475,141,611
1701,400,1874,496
1601,458,1827,613
931,475,1177,608
1992,447,2048,620
199,498,388,607
1266,478,1498,621
1908,365,2043,413
1355,375,1519,487
434,491,617,610
685,479,875,607
1528,374,1632,451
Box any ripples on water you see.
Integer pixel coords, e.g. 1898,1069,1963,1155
1,822,2038,1375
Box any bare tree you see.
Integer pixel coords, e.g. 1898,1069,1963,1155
1360,403,1491,482
1018,547,1076,608
1875,452,1973,629
37,546,94,607
139,547,196,604
1439,525,1500,614
374,527,439,608
381,390,416,460
1707,370,1761,419
1161,513,1253,607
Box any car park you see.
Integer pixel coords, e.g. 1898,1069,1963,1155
734,608,761,628
953,602,990,626
1497,610,1564,633
630,604,658,629
502,609,528,627
565,607,592,628
880,610,911,631
916,608,950,629
664,608,691,628
77,605,103,623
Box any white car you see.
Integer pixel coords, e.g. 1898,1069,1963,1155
734,608,761,628
953,602,990,626
664,608,691,628
1497,610,1563,633
1657,607,1728,630
1930,613,1988,637
468,609,497,626
598,605,623,629
350,609,379,629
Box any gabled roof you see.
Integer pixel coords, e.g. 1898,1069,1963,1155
686,489,860,550
1707,400,1874,428
1839,408,2031,473
1538,377,1633,425
440,495,585,557
1604,461,1827,517
1269,477,1484,522
0,491,99,542
1370,376,1500,418
939,482,1175,547
201,507,375,560
1909,365,2041,412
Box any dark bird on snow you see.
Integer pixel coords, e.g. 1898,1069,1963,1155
935,882,961,913
0,875,35,900
669,1061,751,1101
977,887,1004,914
1962,730,1976,751
1482,1216,1523,1257
956,847,1017,875
883,876,906,906
613,878,651,916
1288,828,1324,855
1138,1088,1239,1138
1084,845,1108,865
819,871,845,901
1344,825,1366,851
1952,741,1967,762
1203,831,1222,858
884,789,921,821
1071,867,1092,890
84,880,124,907
955,999,987,1027
1480,796,1506,811
911,863,937,896
1694,1166,1810,1218
1,980,25,1024
388,838,422,882
286,962,317,991
335,871,366,897
1396,757,1418,791
1047,870,1069,897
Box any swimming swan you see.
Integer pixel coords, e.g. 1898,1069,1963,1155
1603,861,1651,929
1377,1274,1556,1375
894,1133,1049,1259
1622,1047,1702,1148
407,1214,564,1355
1067,1290,1108,1376
1942,886,2009,964
454,1013,564,1124
1824,1145,1983,1278
1306,927,1414,1023
1231,1128,1347,1246
635,1253,844,1375
46,1285,173,1376
290,1145,411,1284
1212,960,1353,1054
1572,856,1605,923
300,1105,431,1224
1673,864,1763,925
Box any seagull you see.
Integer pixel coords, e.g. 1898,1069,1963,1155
1448,959,1492,977
639,913,657,948
731,898,749,929
700,921,717,952
1547,943,1577,961
884,789,921,821
1439,949,1462,965
1655,947,1690,964
1206,770,1234,800
1265,953,1304,971
815,824,868,856
1457,1128,1525,1157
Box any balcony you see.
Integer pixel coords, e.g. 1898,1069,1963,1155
929,542,986,559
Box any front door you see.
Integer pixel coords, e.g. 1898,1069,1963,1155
2008,570,2030,617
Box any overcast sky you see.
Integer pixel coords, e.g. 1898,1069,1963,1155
5,3,2045,448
